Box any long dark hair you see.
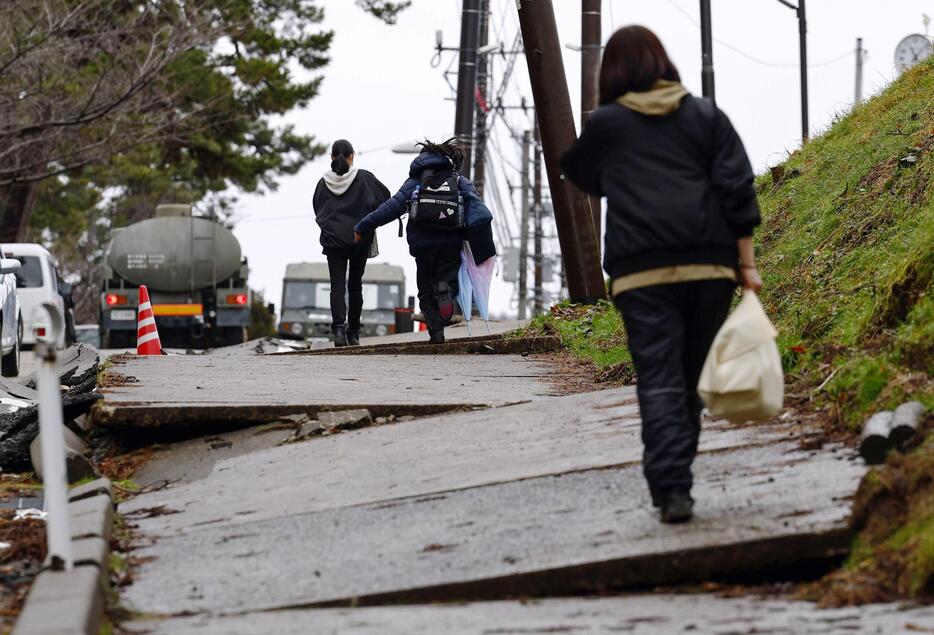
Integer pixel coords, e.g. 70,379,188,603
330,139,354,175
416,137,467,172
599,26,680,105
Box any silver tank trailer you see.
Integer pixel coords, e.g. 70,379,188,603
107,216,242,292
99,205,251,349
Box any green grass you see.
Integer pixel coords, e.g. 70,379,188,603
523,299,630,371
756,58,934,429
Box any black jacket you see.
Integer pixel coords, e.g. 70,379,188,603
561,95,761,278
313,168,390,256
355,153,482,256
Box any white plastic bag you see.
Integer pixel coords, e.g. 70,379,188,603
698,290,784,423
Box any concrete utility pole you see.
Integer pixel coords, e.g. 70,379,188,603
581,0,602,249
699,0,715,103
473,0,491,197
533,122,544,317
854,37,864,105
518,130,532,320
776,0,808,142
517,0,605,305
798,0,809,142
455,0,482,177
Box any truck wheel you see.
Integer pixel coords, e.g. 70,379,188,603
2,318,22,377
221,327,246,347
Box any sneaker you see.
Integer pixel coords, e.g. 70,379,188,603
659,493,694,524
347,331,360,346
332,325,348,347
436,282,455,324
428,329,445,344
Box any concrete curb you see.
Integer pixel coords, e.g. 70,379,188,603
13,478,114,635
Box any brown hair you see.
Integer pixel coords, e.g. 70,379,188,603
598,26,680,105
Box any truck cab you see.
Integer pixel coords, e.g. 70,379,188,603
278,262,405,340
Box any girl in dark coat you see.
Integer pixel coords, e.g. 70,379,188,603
313,139,390,346
561,26,763,524
354,139,482,344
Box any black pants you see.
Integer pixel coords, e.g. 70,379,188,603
414,246,461,333
326,251,368,333
614,279,735,505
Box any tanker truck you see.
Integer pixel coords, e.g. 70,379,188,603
99,204,251,349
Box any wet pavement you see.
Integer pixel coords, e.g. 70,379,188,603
94,353,552,428
101,339,932,631
130,593,934,634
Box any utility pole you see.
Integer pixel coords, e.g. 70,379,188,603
700,0,715,103
581,0,602,250
454,0,481,177
798,0,809,142
854,37,864,105
518,130,532,320
533,122,544,316
776,0,809,143
517,0,605,304
473,0,491,197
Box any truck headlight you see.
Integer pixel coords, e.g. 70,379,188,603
375,324,388,336
290,322,303,336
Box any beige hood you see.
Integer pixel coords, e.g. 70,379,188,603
617,79,689,116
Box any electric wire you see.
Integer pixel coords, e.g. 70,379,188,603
658,0,853,69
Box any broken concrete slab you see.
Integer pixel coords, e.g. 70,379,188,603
68,478,113,503
122,388,799,534
29,427,96,483
126,594,934,635
121,439,864,614
284,335,561,357
69,495,112,541
12,566,103,635
43,536,108,572
94,354,551,429
317,408,371,430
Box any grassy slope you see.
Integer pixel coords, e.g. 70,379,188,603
757,58,933,428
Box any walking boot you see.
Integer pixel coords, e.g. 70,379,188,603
332,325,348,347
659,493,694,524
428,329,445,344
435,282,455,325
346,330,360,346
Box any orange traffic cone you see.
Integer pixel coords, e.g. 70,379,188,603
136,285,162,355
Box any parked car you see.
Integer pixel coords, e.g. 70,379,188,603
1,243,68,349
0,248,23,376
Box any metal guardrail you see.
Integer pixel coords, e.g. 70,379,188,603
34,302,73,570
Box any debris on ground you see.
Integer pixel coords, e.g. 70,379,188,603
0,344,102,471
802,412,934,606
0,508,47,632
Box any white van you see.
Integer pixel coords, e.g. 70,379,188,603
1,243,68,348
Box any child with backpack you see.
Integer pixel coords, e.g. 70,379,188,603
354,138,492,343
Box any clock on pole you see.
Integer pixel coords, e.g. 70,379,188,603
894,33,932,73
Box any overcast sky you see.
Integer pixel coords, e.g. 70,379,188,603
231,0,932,320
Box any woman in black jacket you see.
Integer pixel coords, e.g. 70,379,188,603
313,139,390,346
562,26,763,524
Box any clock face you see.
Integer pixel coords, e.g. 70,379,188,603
895,33,933,72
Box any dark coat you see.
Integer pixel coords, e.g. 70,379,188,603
560,95,761,278
354,153,494,261
313,168,390,256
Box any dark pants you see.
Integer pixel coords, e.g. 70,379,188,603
414,246,461,333
614,279,735,505
326,251,368,333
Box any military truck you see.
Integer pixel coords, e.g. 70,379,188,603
278,262,405,340
99,204,251,349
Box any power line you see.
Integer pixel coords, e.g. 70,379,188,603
660,0,852,69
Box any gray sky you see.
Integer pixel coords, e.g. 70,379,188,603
231,0,932,319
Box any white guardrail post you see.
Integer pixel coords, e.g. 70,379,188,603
35,302,73,570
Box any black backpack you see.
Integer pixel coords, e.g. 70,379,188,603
407,167,466,232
